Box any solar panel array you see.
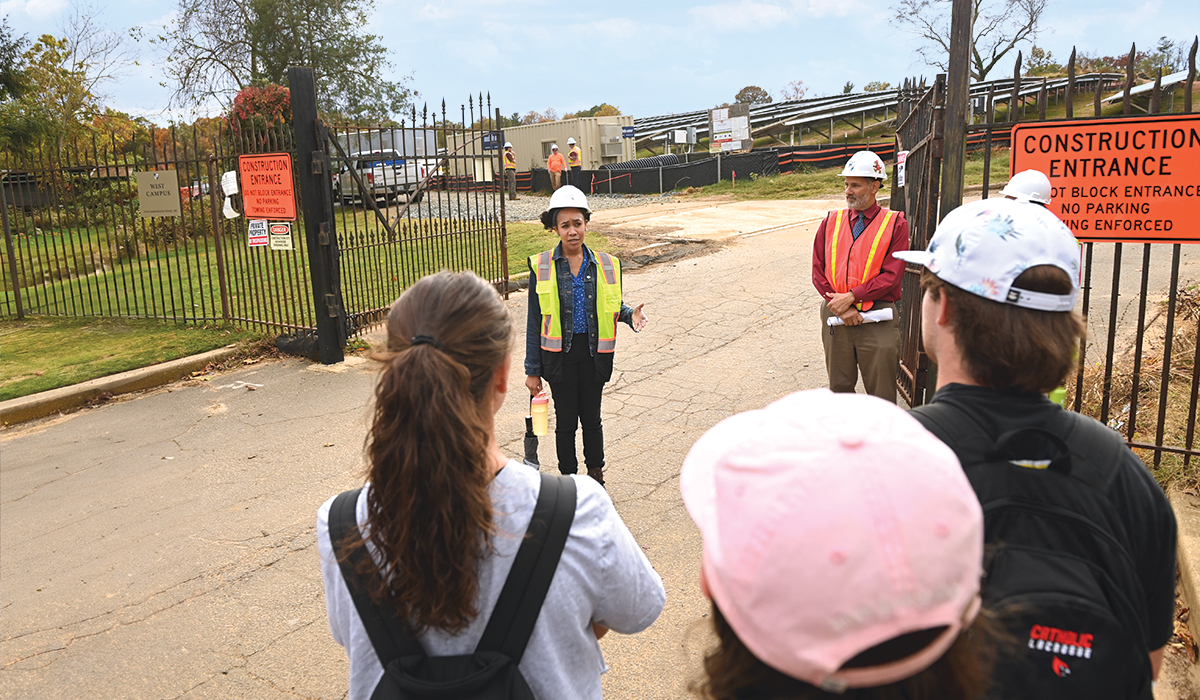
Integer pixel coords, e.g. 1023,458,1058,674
633,74,1123,149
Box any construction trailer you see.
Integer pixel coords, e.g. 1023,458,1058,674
502,116,635,171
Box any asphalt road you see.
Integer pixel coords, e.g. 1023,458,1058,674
2,199,1196,698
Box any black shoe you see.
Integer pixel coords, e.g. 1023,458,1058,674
587,468,605,487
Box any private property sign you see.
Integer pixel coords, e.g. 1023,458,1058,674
1011,114,1200,243
237,153,297,221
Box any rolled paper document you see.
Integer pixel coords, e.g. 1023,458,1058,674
826,307,895,326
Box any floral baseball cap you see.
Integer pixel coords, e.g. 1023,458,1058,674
894,198,1079,312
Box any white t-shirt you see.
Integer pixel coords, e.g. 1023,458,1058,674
317,460,666,700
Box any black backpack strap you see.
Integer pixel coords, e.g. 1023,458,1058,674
476,472,577,663
328,487,424,668
910,399,995,465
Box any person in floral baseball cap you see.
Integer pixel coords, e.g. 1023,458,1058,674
898,198,1177,697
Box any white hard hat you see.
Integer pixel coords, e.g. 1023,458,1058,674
551,143,558,150
548,185,589,212
840,151,887,180
504,141,512,148
567,137,576,145
1000,169,1052,205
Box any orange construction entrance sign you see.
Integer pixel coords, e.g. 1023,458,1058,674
1011,114,1200,243
238,153,297,221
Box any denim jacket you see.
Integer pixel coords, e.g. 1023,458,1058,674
525,243,636,383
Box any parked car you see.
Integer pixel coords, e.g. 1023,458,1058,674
337,150,426,205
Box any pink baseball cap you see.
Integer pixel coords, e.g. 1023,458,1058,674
681,389,983,692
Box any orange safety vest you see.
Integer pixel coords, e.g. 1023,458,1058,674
568,146,581,167
548,153,565,172
822,208,900,312
504,150,516,169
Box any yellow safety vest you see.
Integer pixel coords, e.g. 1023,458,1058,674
529,249,622,353
568,147,582,167
504,150,516,169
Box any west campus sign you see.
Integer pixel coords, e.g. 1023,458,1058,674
1011,114,1200,243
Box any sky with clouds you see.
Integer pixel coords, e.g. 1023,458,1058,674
2,0,1197,124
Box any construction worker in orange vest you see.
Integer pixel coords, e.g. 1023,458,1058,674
547,144,566,191
503,141,518,200
567,137,582,188
811,151,909,402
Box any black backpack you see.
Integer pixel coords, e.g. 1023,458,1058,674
329,472,577,700
911,403,1153,700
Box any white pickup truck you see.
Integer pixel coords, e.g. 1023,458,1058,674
334,150,428,205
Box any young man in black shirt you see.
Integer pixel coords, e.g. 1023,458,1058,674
897,198,1177,697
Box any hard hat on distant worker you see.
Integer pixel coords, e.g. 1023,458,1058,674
839,151,887,180
1000,169,1052,205
504,141,512,148
567,137,577,145
548,185,589,213
551,143,559,150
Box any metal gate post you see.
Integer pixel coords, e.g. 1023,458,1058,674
289,66,345,364
205,155,231,320
1,183,24,319
939,0,971,217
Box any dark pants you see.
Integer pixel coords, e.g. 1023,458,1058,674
548,334,605,475
570,166,582,189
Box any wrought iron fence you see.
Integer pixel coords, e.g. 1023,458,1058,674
324,95,507,333
1,120,315,331
897,39,1200,471
890,75,945,406
1,93,509,341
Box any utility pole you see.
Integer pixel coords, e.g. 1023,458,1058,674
940,0,972,219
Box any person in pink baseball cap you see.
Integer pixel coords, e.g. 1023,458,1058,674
682,388,998,699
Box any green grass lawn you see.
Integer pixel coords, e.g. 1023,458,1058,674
0,219,604,402
0,316,270,401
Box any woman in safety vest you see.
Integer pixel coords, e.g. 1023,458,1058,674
525,186,648,485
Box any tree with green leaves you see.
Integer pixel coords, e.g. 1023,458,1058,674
843,82,855,94
864,81,893,92
890,0,1046,81
153,0,414,121
1024,46,1062,76
1,6,132,156
1,18,29,101
734,86,772,105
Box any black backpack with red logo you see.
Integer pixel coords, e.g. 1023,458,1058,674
912,403,1153,700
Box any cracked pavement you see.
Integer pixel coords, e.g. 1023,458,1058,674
6,196,1199,697
3,218,830,698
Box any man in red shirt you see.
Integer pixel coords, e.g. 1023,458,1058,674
811,151,908,402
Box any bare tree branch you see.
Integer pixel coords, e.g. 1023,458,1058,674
891,0,1046,80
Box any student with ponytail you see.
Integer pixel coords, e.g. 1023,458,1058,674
317,271,665,700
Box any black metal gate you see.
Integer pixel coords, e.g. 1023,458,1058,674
321,96,508,335
894,39,1200,474
890,75,945,406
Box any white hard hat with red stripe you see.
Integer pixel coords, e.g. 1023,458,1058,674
1000,169,1052,204
840,151,887,180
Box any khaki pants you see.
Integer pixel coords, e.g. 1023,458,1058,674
550,170,562,190
819,301,900,403
505,169,517,199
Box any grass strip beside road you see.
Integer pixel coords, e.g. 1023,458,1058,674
0,317,270,401
682,147,1011,201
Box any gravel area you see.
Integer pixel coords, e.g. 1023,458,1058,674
336,190,681,223
498,192,681,222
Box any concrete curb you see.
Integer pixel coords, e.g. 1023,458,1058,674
0,345,241,427
1170,487,1200,614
